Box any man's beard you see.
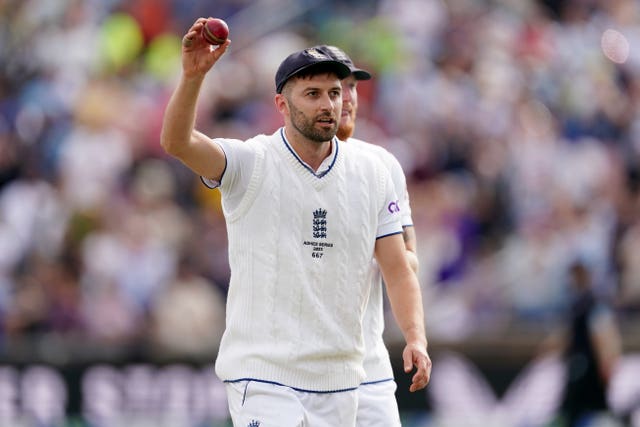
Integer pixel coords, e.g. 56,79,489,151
336,108,356,141
289,102,338,143
336,120,355,141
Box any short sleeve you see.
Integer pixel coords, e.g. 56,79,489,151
384,150,413,228
203,138,257,212
376,165,403,239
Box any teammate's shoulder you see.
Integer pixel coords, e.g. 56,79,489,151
342,138,375,157
348,137,400,165
340,139,379,167
349,137,391,154
347,136,375,150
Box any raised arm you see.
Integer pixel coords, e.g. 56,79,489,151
374,233,431,392
160,18,230,181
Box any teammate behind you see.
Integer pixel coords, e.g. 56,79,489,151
317,45,425,427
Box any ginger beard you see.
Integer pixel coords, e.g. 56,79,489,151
337,78,358,141
337,104,356,141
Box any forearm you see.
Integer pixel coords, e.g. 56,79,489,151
376,234,426,346
403,226,419,274
160,75,205,156
375,233,431,391
386,271,427,347
405,249,419,274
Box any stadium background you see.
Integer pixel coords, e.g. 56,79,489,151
1,0,640,426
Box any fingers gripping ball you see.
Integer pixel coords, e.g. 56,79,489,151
202,18,229,45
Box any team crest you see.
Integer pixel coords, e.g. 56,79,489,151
247,420,260,427
313,208,327,239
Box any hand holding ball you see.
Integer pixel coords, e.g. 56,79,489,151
202,18,229,45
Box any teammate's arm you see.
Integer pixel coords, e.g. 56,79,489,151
403,225,419,273
160,18,230,181
374,233,431,392
386,151,419,273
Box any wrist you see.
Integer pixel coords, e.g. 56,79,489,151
181,72,206,85
403,326,427,348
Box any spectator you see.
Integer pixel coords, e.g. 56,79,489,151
543,260,624,427
150,256,226,359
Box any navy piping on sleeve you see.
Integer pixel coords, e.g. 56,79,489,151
218,143,228,182
376,230,403,240
199,140,228,189
199,176,218,189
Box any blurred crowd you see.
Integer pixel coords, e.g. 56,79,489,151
1,0,640,360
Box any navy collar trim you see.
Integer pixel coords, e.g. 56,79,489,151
279,128,338,179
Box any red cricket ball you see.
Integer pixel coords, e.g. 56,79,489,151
202,18,229,45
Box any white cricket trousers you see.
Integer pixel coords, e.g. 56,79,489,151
226,380,358,427
356,380,402,427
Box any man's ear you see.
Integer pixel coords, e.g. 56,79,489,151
275,94,288,115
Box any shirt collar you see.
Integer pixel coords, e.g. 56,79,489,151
280,127,339,178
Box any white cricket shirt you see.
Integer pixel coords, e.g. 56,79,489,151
207,128,402,392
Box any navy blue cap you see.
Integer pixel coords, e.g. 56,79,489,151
275,47,352,93
313,45,372,81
